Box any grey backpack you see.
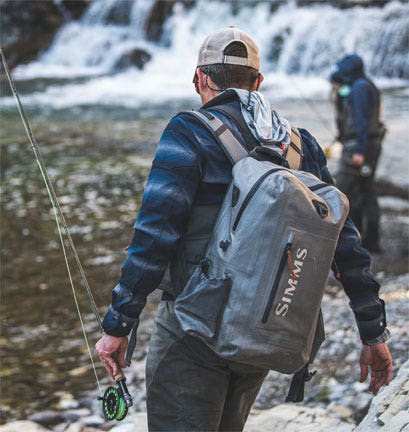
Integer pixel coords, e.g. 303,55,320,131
174,109,349,400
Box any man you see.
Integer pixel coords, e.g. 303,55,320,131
330,54,386,253
96,28,392,431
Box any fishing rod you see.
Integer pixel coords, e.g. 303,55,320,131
1,48,132,422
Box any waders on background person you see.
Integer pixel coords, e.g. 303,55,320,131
96,28,392,431
330,54,386,253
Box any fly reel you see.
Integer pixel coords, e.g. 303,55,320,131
99,376,133,421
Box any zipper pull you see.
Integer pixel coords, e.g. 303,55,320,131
286,246,296,281
286,233,296,280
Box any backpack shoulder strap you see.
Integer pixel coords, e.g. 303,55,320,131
185,110,248,164
209,104,260,152
182,109,304,169
286,127,303,170
212,104,304,170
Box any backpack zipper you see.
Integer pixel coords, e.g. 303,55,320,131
309,182,328,192
232,167,283,231
261,241,293,324
233,171,329,232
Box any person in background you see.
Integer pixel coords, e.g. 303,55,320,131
96,30,392,431
330,54,386,253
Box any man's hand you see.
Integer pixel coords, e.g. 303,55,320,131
351,153,365,166
359,342,393,395
96,334,128,379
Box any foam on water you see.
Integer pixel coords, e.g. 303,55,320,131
5,0,409,109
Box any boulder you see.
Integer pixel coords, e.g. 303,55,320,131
114,48,152,71
144,0,195,44
0,0,88,69
0,0,63,69
61,1,89,20
354,358,409,431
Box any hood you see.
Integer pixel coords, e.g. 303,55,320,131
330,54,365,85
231,89,291,146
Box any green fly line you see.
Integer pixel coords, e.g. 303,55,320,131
1,48,103,397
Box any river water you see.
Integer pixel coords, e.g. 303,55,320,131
1,79,408,422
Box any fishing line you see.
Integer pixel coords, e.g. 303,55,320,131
287,74,338,148
1,48,103,396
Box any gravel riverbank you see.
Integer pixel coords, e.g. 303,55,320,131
2,233,407,431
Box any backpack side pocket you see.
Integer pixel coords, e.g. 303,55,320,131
174,266,231,342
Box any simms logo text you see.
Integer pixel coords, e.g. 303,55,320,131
275,248,307,317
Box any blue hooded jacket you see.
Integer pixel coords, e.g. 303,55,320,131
331,54,381,155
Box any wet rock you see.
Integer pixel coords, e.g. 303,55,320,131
355,358,409,431
103,0,134,25
61,1,89,20
144,1,194,44
0,0,63,69
27,410,65,426
144,1,176,43
113,48,152,71
0,0,88,69
0,420,48,432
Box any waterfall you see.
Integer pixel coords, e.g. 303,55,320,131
8,0,409,109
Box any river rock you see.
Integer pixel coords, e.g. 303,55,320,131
57,392,80,410
354,358,409,431
244,405,354,432
0,420,48,432
109,413,149,432
81,415,105,427
27,410,65,426
62,408,92,422
114,48,152,71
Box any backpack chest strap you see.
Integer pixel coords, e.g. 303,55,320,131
190,110,248,164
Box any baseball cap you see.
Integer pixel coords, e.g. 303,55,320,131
196,26,260,71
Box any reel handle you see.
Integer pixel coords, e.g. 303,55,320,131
114,369,125,381
114,367,133,408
